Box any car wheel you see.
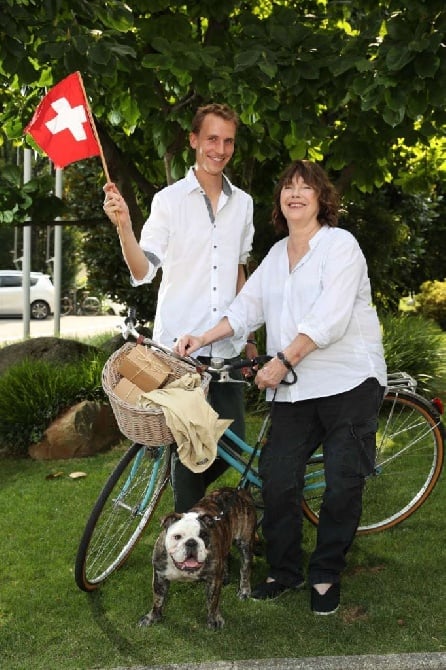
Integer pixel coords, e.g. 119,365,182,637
31,300,50,320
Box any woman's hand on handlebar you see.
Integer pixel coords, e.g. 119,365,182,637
174,334,204,356
254,356,290,390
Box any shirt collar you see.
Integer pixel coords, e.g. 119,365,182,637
309,224,329,248
186,166,233,196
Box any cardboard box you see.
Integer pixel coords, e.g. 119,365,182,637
113,377,145,406
118,344,171,392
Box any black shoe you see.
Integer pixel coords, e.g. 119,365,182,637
251,579,304,601
311,583,340,615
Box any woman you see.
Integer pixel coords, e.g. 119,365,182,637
175,160,387,614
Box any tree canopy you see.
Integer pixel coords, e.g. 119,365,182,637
0,0,445,314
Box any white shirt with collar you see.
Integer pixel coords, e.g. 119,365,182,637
226,225,387,402
132,167,254,357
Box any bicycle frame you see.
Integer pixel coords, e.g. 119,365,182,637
218,423,326,493
116,446,166,516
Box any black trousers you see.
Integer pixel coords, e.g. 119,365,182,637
258,378,385,587
170,360,245,513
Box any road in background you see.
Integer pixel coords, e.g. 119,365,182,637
0,314,122,344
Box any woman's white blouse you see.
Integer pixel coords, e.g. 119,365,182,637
226,226,387,402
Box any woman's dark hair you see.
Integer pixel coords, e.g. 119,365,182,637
272,160,340,235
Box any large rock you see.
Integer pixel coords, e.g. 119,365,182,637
28,400,123,460
0,336,97,376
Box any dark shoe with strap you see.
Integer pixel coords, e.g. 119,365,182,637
311,583,340,615
251,579,305,601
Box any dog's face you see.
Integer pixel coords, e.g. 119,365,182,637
163,512,214,576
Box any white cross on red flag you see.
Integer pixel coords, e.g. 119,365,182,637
24,71,101,169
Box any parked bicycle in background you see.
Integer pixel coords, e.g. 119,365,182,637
61,288,102,316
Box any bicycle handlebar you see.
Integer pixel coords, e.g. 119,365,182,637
118,308,297,385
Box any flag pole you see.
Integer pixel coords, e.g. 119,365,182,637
76,71,111,183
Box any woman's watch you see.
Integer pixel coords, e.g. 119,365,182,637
276,351,293,370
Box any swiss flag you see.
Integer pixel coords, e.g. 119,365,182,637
24,72,101,169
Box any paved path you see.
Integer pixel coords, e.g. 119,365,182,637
0,314,121,344
103,653,446,670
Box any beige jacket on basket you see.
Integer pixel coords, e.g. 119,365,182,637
138,373,232,473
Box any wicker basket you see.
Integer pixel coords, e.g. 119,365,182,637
102,341,211,446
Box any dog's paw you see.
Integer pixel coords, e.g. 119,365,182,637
207,613,225,630
138,612,160,627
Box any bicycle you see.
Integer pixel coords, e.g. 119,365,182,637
75,327,444,592
61,288,101,316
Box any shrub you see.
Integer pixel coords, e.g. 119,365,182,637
416,279,446,330
380,312,445,397
0,354,107,456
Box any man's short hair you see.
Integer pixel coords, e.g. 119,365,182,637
191,103,239,134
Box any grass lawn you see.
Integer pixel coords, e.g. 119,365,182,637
1,431,445,670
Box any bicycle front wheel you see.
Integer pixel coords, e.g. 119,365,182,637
302,390,444,535
75,442,171,591
82,296,101,315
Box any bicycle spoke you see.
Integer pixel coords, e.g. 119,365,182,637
75,444,170,590
360,393,443,531
302,390,444,534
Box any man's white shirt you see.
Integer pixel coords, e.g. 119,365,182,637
132,167,254,358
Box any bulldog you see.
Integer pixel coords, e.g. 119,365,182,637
138,486,257,630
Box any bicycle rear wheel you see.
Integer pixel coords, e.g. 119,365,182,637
302,390,444,535
75,442,171,591
82,295,101,315
61,296,72,315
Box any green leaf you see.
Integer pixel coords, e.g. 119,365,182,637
414,53,440,79
382,106,405,127
385,46,414,71
258,59,277,80
234,50,262,72
406,92,428,119
384,87,407,112
151,36,173,55
72,34,90,56
88,43,111,66
109,44,137,59
289,139,308,160
141,53,172,69
0,165,21,186
2,210,14,224
108,110,122,126
329,55,358,77
95,4,134,32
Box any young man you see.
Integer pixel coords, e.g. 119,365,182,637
103,103,257,512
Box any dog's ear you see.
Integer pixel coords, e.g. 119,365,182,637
161,512,182,529
199,513,216,529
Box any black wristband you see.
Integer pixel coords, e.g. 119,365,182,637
276,351,293,370
246,339,257,345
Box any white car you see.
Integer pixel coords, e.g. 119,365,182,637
0,270,55,320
